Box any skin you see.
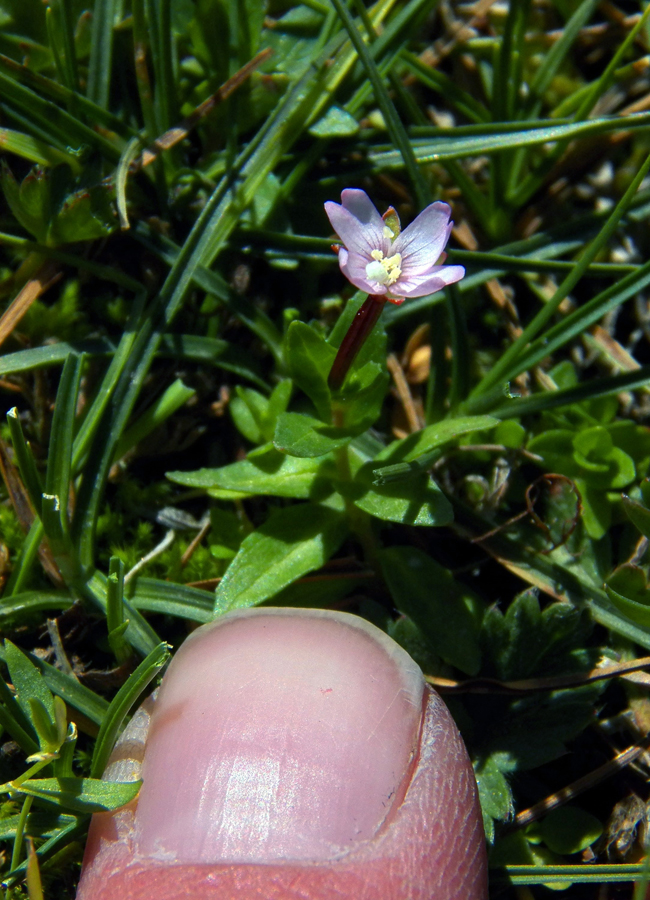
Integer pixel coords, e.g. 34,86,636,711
77,608,488,900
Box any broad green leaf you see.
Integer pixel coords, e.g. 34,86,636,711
388,616,442,676
230,387,269,444
214,502,348,613
11,777,140,813
4,641,56,727
48,182,117,244
284,320,335,420
308,105,358,137
353,464,453,527
482,591,588,681
622,495,650,539
540,806,603,856
168,448,336,500
380,547,482,675
474,755,514,843
605,565,650,627
1,162,48,241
274,412,355,458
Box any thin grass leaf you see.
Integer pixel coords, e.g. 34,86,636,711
0,71,122,162
2,817,86,888
3,521,45,598
330,0,429,207
489,367,650,420
115,137,141,229
446,282,470,410
0,55,134,137
86,0,117,108
82,571,161,658
495,863,646,885
11,796,34,885
112,379,196,462
106,557,130,663
480,258,650,390
0,127,81,170
370,111,650,167
6,408,43,516
45,353,82,525
0,591,72,617
573,4,650,121
0,340,114,377
145,0,176,134
526,0,600,115
471,149,650,399
52,0,79,93
401,51,489,123
128,578,214,622
90,642,169,778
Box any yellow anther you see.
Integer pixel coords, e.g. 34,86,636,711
366,250,402,286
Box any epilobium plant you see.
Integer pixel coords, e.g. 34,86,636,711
325,189,464,389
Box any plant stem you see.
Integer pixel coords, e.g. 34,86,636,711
328,294,386,391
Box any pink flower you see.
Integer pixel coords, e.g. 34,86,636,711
324,189,465,305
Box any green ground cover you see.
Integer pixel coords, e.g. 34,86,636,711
2,0,650,896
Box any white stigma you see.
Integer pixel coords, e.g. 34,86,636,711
365,249,402,286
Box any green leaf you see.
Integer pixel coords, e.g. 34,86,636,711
1,163,49,242
11,776,140,813
168,447,336,500
474,755,514,843
230,386,269,444
338,363,389,433
605,565,650,627
352,463,453,527
214,502,348,613
283,320,335,420
129,578,213,623
540,806,603,855
47,181,117,244
274,412,355,458
379,547,482,675
622,494,650,540
372,415,499,482
28,698,60,752
308,104,358,137
91,642,169,778
4,641,55,728
482,591,588,681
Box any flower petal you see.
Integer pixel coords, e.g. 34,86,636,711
392,265,465,299
325,190,388,257
393,202,453,274
341,189,386,232
340,250,388,295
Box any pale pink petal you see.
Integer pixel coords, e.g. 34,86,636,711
325,191,387,258
393,264,465,298
340,250,388,295
393,202,453,272
341,189,386,234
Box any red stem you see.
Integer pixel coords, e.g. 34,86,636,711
328,295,386,392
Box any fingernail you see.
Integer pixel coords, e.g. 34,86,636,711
137,608,424,862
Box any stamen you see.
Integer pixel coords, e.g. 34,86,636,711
366,250,402,286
